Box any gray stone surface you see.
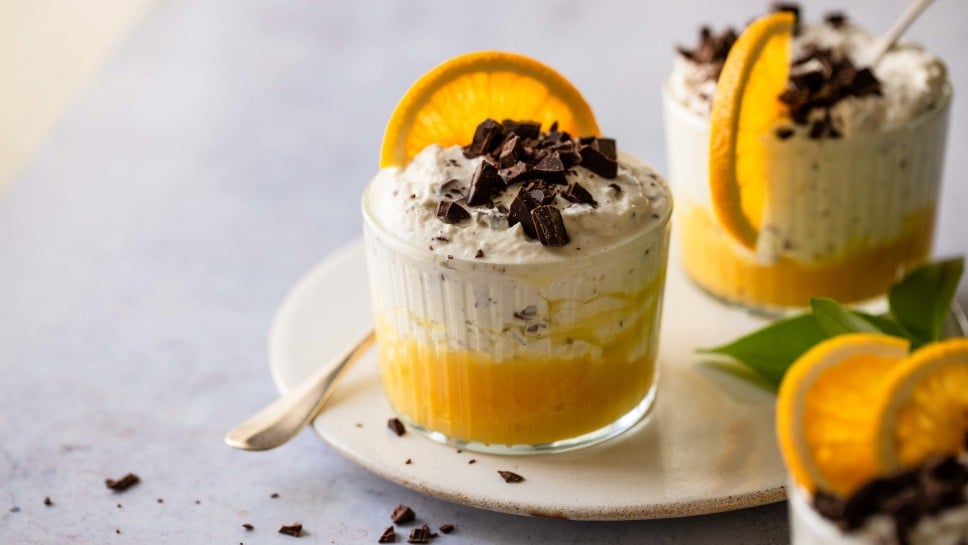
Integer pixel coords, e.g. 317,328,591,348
0,0,964,543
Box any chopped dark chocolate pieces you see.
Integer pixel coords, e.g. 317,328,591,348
43,497,53,506
676,25,738,80
532,153,566,183
407,525,433,544
270,493,280,499
812,454,968,543
388,418,406,437
466,161,503,206
498,134,524,168
508,189,538,239
390,504,416,524
243,523,254,531
105,473,140,492
435,201,470,224
499,161,531,185
497,470,525,483
463,118,504,158
531,205,570,247
378,526,397,543
278,523,303,537
474,249,485,259
438,523,455,534
594,138,617,161
578,145,617,179
563,182,598,207
824,11,847,28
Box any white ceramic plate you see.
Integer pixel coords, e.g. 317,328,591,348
269,240,809,520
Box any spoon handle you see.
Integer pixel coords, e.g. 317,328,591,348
225,330,376,451
871,0,935,65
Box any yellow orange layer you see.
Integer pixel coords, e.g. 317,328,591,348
680,206,935,309
375,324,658,446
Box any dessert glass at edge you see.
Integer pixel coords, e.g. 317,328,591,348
362,53,672,454
663,6,951,314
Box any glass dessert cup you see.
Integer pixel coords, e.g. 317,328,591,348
663,84,951,316
361,186,671,454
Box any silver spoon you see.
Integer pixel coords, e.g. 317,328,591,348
225,330,376,451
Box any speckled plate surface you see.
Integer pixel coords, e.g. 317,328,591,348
270,240,818,520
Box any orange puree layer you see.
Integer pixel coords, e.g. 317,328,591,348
680,206,935,309
376,324,658,446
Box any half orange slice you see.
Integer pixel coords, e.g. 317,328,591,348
379,51,600,168
708,12,794,250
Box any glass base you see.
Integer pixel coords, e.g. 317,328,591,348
394,380,658,456
684,271,889,320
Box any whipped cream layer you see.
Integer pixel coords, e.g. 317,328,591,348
668,21,948,136
365,144,671,264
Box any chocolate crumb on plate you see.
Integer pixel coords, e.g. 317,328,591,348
439,524,455,534
9,507,19,513
195,499,201,504
407,525,433,544
243,523,254,531
278,523,303,537
157,498,164,504
378,526,397,543
498,470,525,483
270,492,280,499
43,497,53,506
388,418,406,437
105,473,140,492
115,529,121,534
391,504,416,524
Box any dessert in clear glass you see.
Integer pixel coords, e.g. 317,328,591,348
663,6,951,314
363,120,672,453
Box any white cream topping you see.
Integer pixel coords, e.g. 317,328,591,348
364,144,672,264
667,21,948,136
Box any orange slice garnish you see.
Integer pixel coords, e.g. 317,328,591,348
379,51,600,168
708,12,794,250
874,338,968,471
776,333,910,495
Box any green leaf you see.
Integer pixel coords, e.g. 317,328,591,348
810,297,882,336
888,257,965,345
700,313,828,387
850,311,917,342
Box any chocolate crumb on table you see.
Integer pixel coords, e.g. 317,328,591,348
270,492,280,499
390,504,416,524
105,473,140,492
378,526,396,543
407,525,433,544
388,418,406,437
438,524,455,534
498,470,525,483
242,523,254,531
43,497,53,506
278,523,303,537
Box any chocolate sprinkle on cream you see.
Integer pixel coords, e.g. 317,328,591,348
435,201,470,224
388,418,406,437
498,470,525,483
475,249,485,259
442,118,627,245
824,11,847,28
391,504,416,524
378,526,397,543
278,523,303,537
105,473,140,492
